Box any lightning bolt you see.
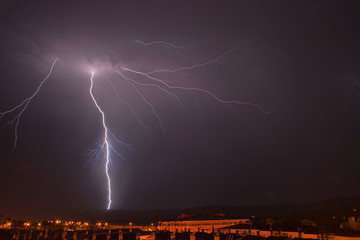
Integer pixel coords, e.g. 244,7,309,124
0,58,59,149
136,40,185,49
120,46,269,114
89,72,112,209
136,40,186,56
143,47,241,75
120,66,267,115
107,79,153,137
1,42,271,210
115,70,166,133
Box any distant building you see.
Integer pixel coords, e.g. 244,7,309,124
158,218,250,233
218,223,360,240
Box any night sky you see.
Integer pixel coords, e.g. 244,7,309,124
1,1,360,220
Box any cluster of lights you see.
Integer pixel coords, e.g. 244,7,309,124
96,222,108,227
147,223,155,231
4,220,94,229
1,222,11,228
63,221,90,227
0,219,156,230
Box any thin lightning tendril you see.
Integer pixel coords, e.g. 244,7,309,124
121,67,266,115
121,46,269,114
107,79,153,136
116,70,166,133
136,40,185,50
122,76,182,105
143,47,240,75
0,58,59,149
136,40,186,56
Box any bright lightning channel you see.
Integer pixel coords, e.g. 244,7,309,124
89,72,112,210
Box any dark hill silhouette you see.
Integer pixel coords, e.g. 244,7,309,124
103,196,359,224
7,196,360,224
